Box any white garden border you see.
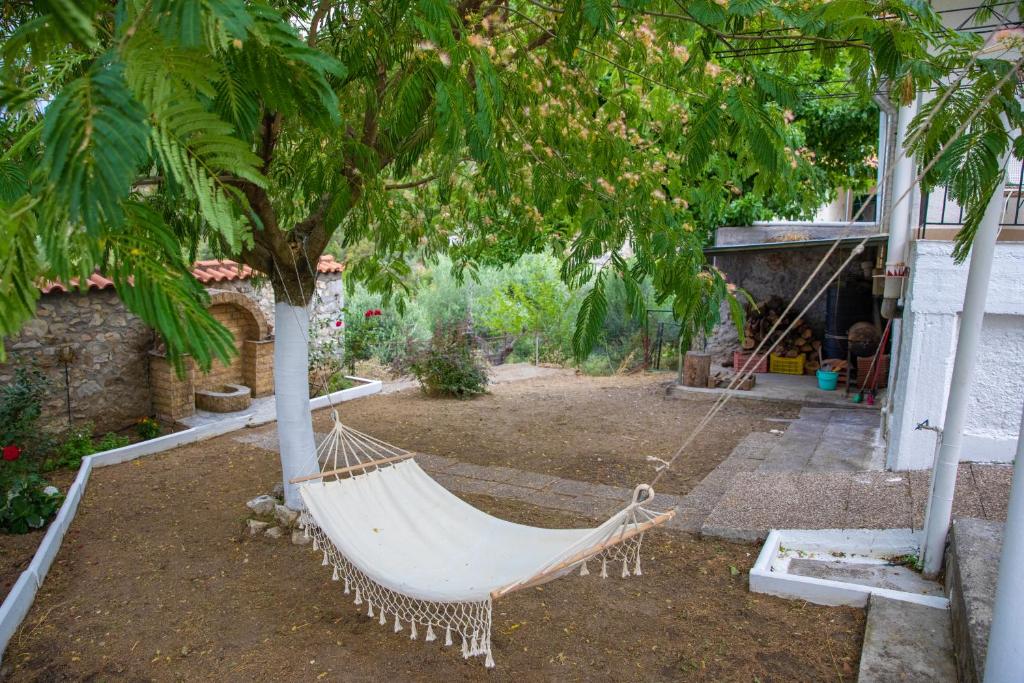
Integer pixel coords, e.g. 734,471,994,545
749,528,949,609
0,377,382,661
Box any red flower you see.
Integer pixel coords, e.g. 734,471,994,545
373,309,382,316
2,445,21,461
335,320,343,327
364,309,373,318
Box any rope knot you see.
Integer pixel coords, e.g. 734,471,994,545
630,483,654,508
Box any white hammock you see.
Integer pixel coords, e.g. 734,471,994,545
293,416,675,667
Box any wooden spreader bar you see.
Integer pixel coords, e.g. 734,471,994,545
490,508,677,600
289,452,416,484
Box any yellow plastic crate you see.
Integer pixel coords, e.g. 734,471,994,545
769,353,805,375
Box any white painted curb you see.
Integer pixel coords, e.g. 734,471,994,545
0,378,382,662
749,528,949,609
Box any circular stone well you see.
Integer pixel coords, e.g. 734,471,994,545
194,383,252,412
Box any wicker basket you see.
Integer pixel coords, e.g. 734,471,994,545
733,351,769,374
769,353,806,375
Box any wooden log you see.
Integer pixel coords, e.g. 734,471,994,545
682,351,712,387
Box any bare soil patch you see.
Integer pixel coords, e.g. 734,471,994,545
319,370,800,497
2,373,858,682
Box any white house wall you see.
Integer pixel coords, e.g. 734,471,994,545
887,241,1024,469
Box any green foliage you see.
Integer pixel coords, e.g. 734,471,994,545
0,366,48,456
0,0,999,379
135,417,161,441
47,422,130,470
96,431,131,452
409,326,489,398
342,315,378,374
0,472,64,534
908,55,1024,262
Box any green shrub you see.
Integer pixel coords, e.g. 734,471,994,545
96,432,130,452
0,365,51,459
326,373,356,393
409,326,489,398
46,423,129,470
53,423,95,468
135,417,161,440
0,472,63,534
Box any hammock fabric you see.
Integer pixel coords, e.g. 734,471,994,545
294,417,675,667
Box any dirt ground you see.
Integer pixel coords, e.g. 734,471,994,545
318,370,801,497
1,373,862,682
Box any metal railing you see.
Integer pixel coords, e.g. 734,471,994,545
919,156,1024,231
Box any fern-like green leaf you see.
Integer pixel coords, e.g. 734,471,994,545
573,271,608,359
0,196,41,361
42,52,149,230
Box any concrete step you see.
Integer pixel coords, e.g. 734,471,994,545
857,595,956,682
946,517,1004,683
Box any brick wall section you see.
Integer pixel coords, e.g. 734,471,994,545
195,303,258,391
149,352,195,422
0,290,155,433
243,340,274,397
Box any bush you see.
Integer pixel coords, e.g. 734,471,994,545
46,422,130,470
0,365,51,460
135,417,161,440
96,431,130,452
409,326,489,398
0,472,63,534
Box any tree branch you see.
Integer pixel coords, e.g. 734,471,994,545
385,174,439,190
259,111,282,175
308,0,332,47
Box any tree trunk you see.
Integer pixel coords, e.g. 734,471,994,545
274,301,318,509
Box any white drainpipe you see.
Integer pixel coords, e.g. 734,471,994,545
920,127,1011,578
880,102,919,320
984,400,1024,681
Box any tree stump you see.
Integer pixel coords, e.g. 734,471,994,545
682,351,711,387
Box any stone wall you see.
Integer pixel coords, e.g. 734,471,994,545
211,274,345,334
702,245,879,363
1,272,344,434
0,289,155,434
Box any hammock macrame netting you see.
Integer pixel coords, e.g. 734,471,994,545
294,416,675,667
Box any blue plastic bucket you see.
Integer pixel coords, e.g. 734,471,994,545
816,369,839,391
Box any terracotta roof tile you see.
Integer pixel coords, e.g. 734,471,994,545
39,273,116,294
42,256,343,293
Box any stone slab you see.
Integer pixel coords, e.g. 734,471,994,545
789,559,943,597
857,595,956,682
946,517,1004,683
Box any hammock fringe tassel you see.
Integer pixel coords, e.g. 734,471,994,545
299,510,646,668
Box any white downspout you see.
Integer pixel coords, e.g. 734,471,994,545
274,301,318,509
984,401,1024,681
880,102,919,320
920,129,1010,578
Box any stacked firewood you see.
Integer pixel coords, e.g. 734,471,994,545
740,296,822,373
